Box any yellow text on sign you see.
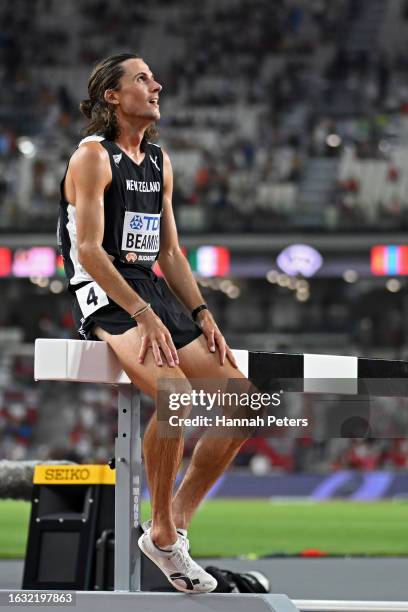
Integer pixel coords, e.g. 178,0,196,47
33,464,116,485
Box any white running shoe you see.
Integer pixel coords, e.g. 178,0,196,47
138,529,217,593
141,520,189,549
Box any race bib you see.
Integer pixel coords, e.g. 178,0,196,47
121,211,160,265
75,281,109,318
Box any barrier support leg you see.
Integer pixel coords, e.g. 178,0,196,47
114,384,141,592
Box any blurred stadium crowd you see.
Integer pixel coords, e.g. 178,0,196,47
2,0,408,232
2,0,408,471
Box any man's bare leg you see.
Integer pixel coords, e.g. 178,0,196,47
142,411,185,541
144,419,185,547
94,325,186,547
172,335,252,529
172,431,247,530
94,326,218,593
144,401,237,533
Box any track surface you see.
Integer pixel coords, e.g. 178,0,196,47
1,558,407,600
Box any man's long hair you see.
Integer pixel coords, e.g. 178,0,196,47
79,52,158,147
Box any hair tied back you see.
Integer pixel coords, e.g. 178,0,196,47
79,99,93,119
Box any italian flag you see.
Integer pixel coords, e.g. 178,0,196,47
189,246,230,277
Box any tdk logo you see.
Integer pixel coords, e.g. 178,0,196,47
130,215,144,230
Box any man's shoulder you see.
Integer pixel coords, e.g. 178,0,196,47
78,134,106,146
73,134,108,160
69,136,110,173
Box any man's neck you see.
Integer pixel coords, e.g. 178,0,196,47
115,117,149,157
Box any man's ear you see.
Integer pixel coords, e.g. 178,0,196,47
104,89,119,105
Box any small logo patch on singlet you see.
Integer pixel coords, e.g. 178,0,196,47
149,154,160,171
113,153,122,166
129,215,144,230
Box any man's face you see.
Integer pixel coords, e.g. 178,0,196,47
108,58,162,123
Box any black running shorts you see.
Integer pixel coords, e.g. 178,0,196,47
71,276,203,350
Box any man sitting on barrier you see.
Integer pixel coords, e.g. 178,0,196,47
58,53,254,594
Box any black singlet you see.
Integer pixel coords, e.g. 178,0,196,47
57,134,164,288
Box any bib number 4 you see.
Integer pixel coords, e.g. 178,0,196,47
87,286,99,306
76,281,109,318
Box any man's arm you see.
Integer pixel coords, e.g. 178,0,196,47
158,150,206,312
158,151,237,367
71,143,146,314
70,142,178,367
